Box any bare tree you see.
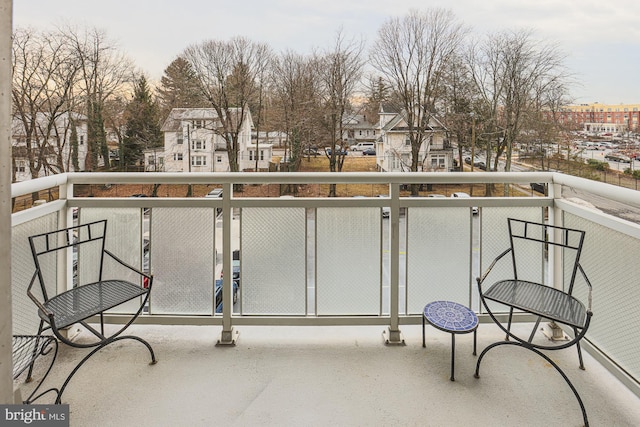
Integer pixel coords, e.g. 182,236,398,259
316,29,365,196
271,50,321,176
441,53,477,172
468,29,570,185
371,9,466,195
63,25,135,171
12,28,80,186
183,37,271,174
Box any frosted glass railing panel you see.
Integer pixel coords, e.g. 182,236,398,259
11,214,58,335
479,208,545,313
241,208,307,315
316,208,381,315
406,208,471,313
80,208,142,313
564,213,640,385
150,208,215,315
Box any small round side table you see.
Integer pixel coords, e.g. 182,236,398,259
422,300,478,381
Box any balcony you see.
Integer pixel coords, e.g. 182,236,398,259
9,171,640,426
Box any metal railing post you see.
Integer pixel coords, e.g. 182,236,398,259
383,182,404,345
217,181,238,345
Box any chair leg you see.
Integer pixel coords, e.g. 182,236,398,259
506,307,514,340
574,327,585,370
23,338,60,404
55,335,156,404
450,333,456,381
528,317,542,343
26,320,46,383
473,329,477,356
474,340,589,427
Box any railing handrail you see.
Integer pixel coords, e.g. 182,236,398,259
63,171,556,185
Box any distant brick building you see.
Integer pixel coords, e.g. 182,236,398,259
557,102,640,134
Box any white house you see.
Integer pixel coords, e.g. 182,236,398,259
11,112,90,182
158,108,271,173
377,105,454,172
342,113,378,146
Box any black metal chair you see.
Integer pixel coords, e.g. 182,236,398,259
475,218,593,426
27,219,157,403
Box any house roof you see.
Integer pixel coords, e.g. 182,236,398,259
343,114,376,130
379,103,400,115
381,109,447,133
161,108,251,133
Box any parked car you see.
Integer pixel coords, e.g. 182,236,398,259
377,195,390,218
605,153,632,163
530,183,547,194
303,148,319,156
362,148,376,156
350,142,375,151
214,278,239,313
205,188,223,198
326,146,348,156
232,249,240,280
451,192,478,215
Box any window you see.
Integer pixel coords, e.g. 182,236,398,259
391,156,401,170
430,155,446,169
249,151,254,161
177,132,183,144
174,153,183,161
193,120,203,129
216,155,222,163
158,157,164,166
192,139,205,150
260,150,264,161
405,137,411,146
191,156,206,166
15,161,25,173
79,135,84,145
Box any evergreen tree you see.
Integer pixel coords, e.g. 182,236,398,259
157,57,207,119
122,75,163,168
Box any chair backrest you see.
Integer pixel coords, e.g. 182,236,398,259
507,218,585,294
28,220,108,302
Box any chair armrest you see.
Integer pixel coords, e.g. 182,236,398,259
27,270,53,318
577,263,593,312
477,248,512,286
104,249,153,284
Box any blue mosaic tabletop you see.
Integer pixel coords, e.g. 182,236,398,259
423,301,478,333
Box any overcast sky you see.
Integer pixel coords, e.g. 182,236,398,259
13,0,640,105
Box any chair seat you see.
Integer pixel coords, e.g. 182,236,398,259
40,280,148,329
483,280,587,328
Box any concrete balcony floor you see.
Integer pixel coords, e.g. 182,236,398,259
15,322,640,427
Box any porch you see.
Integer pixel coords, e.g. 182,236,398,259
9,171,640,426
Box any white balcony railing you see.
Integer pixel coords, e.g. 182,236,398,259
10,171,640,396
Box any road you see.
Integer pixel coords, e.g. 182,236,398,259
561,186,640,224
